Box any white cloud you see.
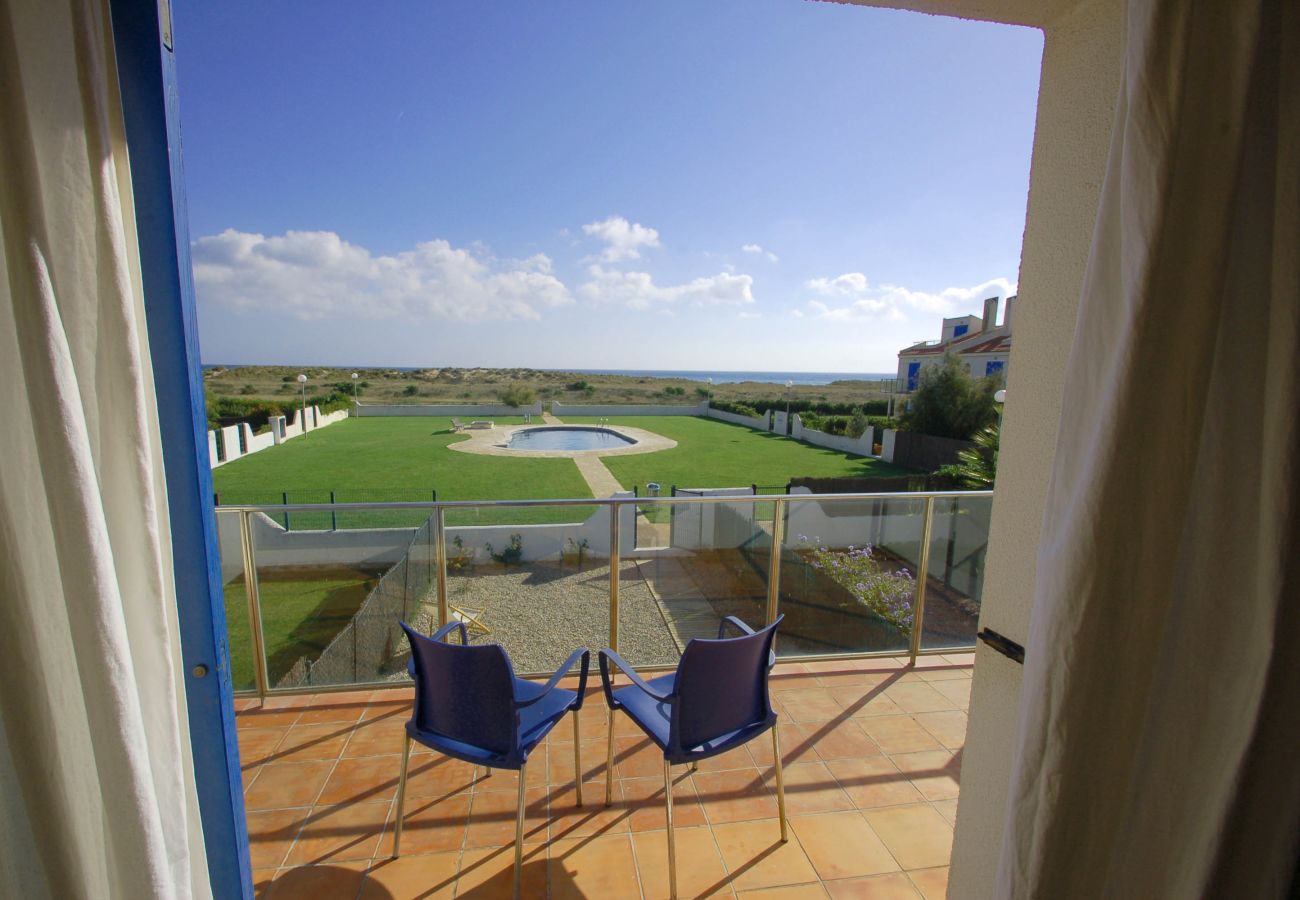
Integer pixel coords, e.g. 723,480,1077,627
582,216,661,262
742,243,779,262
803,274,1016,322
579,264,755,311
192,229,574,322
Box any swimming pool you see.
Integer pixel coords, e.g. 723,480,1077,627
504,426,636,452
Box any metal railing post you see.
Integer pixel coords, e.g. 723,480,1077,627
239,510,270,698
609,499,621,653
433,507,448,629
766,498,785,624
909,497,936,664
330,490,337,531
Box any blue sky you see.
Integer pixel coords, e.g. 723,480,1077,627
176,1,1043,373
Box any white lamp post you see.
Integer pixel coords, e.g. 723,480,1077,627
785,379,793,434
351,372,359,403
297,373,307,433
706,377,712,413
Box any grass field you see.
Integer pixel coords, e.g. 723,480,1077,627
223,566,379,690
211,417,594,526
561,415,911,491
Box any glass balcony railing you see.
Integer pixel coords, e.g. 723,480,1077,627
215,490,992,696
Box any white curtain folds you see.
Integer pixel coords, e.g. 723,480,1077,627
0,0,210,897
999,0,1298,896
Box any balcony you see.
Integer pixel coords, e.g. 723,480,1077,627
221,491,987,897
239,653,970,898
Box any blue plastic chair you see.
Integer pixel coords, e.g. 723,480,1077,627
393,621,589,897
599,615,786,900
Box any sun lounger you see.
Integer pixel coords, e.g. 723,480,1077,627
450,418,467,432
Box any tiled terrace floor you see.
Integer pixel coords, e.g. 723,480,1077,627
237,653,972,899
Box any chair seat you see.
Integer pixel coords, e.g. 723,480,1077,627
406,678,579,770
613,672,774,764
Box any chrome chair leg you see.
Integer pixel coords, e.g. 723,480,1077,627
605,711,616,806
664,759,678,900
573,709,584,807
772,726,788,843
391,736,412,858
514,760,527,900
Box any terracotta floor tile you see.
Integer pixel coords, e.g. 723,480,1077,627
810,720,883,762
547,738,607,785
316,755,402,807
824,872,922,899
284,800,391,866
839,691,906,719
861,806,953,871
940,653,974,666
911,711,967,751
695,769,778,825
262,862,367,900
456,844,548,899
342,718,407,758
931,799,959,826
546,706,608,743
246,808,308,870
295,696,369,726
240,728,289,768
915,666,971,683
931,679,971,709
881,683,956,715
789,812,899,881
750,722,819,767
622,773,707,831
463,787,549,848
632,825,731,899
858,717,942,755
694,745,758,774
400,754,477,800
273,723,355,764
711,819,819,892
548,781,632,839
245,760,335,811
238,709,303,730
888,751,960,802
737,884,831,898
778,763,855,816
389,792,470,856
243,766,262,792
907,866,950,900
359,851,458,899
824,758,922,810
252,867,277,898
547,833,642,900
814,671,890,690
360,699,408,722
772,689,844,724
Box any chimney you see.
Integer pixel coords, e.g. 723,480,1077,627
982,296,999,331
1003,295,1016,332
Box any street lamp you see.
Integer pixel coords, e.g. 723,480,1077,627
351,372,359,404
297,373,307,433
706,377,712,413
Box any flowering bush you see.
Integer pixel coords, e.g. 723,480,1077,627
798,536,916,637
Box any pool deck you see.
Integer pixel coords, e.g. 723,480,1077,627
447,422,675,459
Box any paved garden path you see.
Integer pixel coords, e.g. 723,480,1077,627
573,455,625,497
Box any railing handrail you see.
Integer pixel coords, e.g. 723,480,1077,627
214,489,993,515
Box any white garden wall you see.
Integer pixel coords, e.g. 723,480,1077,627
208,404,349,469
354,402,543,417
551,401,705,417
704,407,771,430
791,415,874,456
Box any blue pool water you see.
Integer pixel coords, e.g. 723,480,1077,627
506,427,635,451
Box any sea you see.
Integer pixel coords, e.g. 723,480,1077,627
204,364,892,386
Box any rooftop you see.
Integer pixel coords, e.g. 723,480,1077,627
239,653,971,898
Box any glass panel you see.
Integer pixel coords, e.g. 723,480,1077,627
248,507,425,689
621,495,772,668
778,494,924,657
920,494,992,651
216,508,257,692
444,502,610,676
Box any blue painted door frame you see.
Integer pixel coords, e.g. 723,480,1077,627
108,1,252,896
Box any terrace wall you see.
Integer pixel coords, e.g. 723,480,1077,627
791,415,875,456
207,404,349,469
704,407,771,430
354,402,543,417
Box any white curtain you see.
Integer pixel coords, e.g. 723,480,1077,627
999,0,1297,896
0,0,211,897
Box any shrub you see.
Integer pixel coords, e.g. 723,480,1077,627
566,380,591,391
497,384,536,407
847,408,870,438
402,385,419,396
710,399,761,418
663,386,686,397
798,537,916,637
485,534,524,567
900,353,999,440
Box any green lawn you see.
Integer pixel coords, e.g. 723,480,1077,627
561,415,910,492
223,567,379,690
212,417,594,526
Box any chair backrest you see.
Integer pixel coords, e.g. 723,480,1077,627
672,617,781,752
400,622,518,757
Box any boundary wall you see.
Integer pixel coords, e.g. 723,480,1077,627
355,402,542,417
791,415,874,457
551,401,705,417
208,405,349,469
704,408,771,430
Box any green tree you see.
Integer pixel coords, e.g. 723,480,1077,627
900,353,1000,439
937,424,1000,488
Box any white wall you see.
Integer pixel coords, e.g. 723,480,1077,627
771,410,790,435
208,405,349,468
551,401,706,417
668,487,757,549
704,407,771,430
791,415,875,456
881,429,898,463
355,402,542,417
